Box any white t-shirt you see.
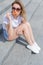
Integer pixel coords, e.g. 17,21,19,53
3,13,22,30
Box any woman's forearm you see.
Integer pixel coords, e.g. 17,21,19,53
8,20,14,37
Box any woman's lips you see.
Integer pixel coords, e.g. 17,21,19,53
14,12,17,15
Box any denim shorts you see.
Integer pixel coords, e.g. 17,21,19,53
3,29,8,40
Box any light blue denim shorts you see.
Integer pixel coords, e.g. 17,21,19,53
3,29,8,40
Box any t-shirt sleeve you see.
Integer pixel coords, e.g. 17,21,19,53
2,15,9,30
3,15,9,24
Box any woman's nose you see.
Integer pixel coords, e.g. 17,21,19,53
14,10,17,12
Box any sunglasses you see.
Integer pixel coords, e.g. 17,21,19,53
12,7,21,11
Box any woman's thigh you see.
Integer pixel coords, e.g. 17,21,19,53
16,23,27,35
16,22,31,35
9,23,25,40
8,28,19,40
3,22,29,40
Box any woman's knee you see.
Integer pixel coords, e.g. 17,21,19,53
24,22,31,29
25,22,31,26
16,23,28,35
23,23,29,29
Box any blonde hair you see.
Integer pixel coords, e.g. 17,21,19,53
11,0,27,20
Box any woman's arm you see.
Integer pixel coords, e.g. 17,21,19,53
3,13,14,40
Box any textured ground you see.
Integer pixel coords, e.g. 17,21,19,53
0,0,43,65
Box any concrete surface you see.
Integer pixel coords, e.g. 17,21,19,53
0,0,43,65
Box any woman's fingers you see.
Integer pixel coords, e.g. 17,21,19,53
6,13,11,20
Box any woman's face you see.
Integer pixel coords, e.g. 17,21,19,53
12,3,21,17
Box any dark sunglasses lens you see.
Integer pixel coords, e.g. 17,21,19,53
12,7,21,11
17,8,21,11
12,7,15,10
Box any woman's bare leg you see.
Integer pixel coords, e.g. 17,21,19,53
22,24,34,45
16,23,41,53
17,23,35,45
25,22,35,43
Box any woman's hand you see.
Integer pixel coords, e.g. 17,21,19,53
6,13,12,26
6,13,11,21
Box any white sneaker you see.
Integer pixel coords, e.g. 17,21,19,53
34,42,41,51
27,44,39,54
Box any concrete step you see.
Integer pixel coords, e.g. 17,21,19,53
0,0,43,65
26,0,42,21
0,0,14,13
0,0,31,65
0,0,5,2
2,0,43,65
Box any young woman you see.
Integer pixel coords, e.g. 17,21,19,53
3,0,41,54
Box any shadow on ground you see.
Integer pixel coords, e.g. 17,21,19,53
0,33,27,46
